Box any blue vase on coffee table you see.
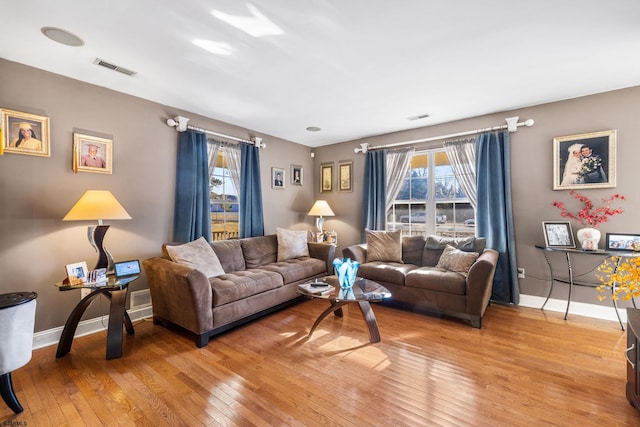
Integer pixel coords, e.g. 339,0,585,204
332,257,360,290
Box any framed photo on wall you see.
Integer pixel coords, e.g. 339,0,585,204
291,164,303,185
605,233,640,251
272,167,285,189
338,160,353,192
542,221,575,248
320,162,333,192
73,133,113,174
1,108,51,157
553,130,616,190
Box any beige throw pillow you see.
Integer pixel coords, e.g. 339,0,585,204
365,229,403,263
277,228,309,261
436,244,479,274
165,236,225,278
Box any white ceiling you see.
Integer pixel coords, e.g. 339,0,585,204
3,1,640,147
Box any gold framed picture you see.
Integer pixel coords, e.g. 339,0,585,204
1,108,51,157
73,133,113,174
291,164,303,186
320,162,333,192
338,160,353,192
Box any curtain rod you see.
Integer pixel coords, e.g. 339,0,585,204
166,115,266,148
354,116,534,153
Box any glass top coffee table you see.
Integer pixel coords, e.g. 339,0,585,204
298,276,391,343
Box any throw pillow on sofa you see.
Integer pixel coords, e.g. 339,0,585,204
365,229,403,263
436,244,479,274
165,236,225,278
276,228,309,261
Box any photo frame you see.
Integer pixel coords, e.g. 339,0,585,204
542,221,575,248
73,133,113,174
65,261,89,286
1,108,51,157
605,233,640,252
553,130,616,190
290,164,303,186
272,167,285,189
320,162,333,192
338,160,353,192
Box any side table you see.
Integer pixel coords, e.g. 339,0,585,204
56,275,138,360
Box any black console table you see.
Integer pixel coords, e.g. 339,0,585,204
535,245,637,330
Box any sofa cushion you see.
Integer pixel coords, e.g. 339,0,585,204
261,257,327,283
209,269,284,306
405,267,467,295
365,229,403,263
276,228,310,261
165,237,225,278
211,239,246,272
357,262,417,285
423,235,484,266
436,245,479,275
402,235,425,265
241,235,278,268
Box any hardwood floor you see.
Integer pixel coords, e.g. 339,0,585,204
2,300,639,426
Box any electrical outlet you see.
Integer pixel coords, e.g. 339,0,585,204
81,288,91,299
517,268,525,279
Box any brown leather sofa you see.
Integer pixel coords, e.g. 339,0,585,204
342,234,498,328
143,234,335,347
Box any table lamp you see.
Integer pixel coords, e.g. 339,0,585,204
63,190,131,274
308,200,335,233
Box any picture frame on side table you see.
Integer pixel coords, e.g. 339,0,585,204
291,164,303,186
1,108,51,157
605,233,640,251
338,160,353,192
553,129,616,190
65,261,89,286
73,133,113,174
272,167,285,189
542,221,575,248
320,162,333,192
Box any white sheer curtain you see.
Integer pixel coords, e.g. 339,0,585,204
385,148,415,212
444,138,477,210
207,139,241,196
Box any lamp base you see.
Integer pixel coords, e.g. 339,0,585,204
88,225,115,275
316,217,325,233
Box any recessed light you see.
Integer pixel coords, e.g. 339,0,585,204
306,126,321,132
41,27,84,47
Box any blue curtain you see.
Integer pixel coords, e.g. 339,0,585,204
476,130,519,304
173,130,212,243
239,144,264,237
361,150,387,237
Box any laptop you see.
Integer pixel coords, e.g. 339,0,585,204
114,259,141,278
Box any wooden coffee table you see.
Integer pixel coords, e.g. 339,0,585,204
299,276,391,343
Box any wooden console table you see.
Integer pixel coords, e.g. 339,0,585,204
535,245,637,330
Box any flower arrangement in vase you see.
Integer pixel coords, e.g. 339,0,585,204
597,256,640,301
552,190,625,250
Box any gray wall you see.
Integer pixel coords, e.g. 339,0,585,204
0,58,316,331
315,86,640,310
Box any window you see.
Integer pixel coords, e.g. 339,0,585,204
209,149,239,240
387,149,475,238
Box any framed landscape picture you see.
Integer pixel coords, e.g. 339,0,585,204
320,162,333,192
338,160,353,192
1,108,51,157
553,130,616,190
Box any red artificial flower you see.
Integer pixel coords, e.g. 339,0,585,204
552,190,625,228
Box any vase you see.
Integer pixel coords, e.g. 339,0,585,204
332,257,360,289
576,227,601,250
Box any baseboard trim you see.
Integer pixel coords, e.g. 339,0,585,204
33,305,153,350
518,294,628,325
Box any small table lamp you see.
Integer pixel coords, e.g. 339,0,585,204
63,190,132,274
308,200,335,233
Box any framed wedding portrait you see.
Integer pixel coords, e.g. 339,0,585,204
552,129,616,190
291,164,303,186
338,160,353,192
320,162,333,192
542,221,575,248
1,108,51,157
73,133,113,174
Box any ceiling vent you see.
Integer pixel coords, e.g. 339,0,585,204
93,58,137,76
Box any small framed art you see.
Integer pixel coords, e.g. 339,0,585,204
320,162,333,192
542,221,575,248
605,233,640,252
291,164,303,185
272,167,285,189
338,160,353,192
1,108,51,157
73,133,113,174
553,129,616,190
65,261,89,286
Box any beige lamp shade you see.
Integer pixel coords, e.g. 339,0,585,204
63,190,131,224
308,200,335,217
